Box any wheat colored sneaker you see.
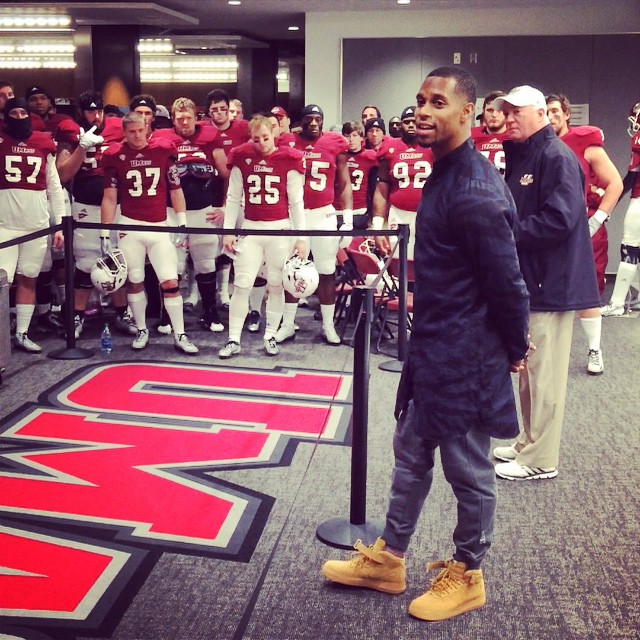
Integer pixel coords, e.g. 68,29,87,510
408,559,485,621
321,538,406,594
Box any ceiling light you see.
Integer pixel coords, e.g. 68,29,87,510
0,14,73,31
397,0,411,4
288,26,300,31
228,1,242,5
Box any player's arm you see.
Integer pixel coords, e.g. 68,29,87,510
45,154,67,248
100,185,117,226
336,152,353,227
222,165,243,252
287,168,307,257
372,157,391,253
55,142,84,185
169,187,187,221
212,148,229,179
585,146,623,214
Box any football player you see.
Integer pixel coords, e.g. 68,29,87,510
0,98,67,353
0,80,14,117
56,90,136,339
361,105,381,127
154,97,229,333
129,94,157,137
388,116,403,139
229,98,244,122
601,101,640,317
218,115,306,359
546,94,623,374
205,89,251,308
341,120,378,230
100,111,198,354
364,117,387,152
275,104,353,345
372,105,434,259
471,90,508,174
271,106,291,135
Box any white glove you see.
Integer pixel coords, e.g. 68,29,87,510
100,235,112,256
588,209,608,237
173,226,188,248
78,125,104,150
339,222,353,249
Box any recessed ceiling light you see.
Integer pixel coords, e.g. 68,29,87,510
397,0,411,5
228,1,241,6
288,26,299,31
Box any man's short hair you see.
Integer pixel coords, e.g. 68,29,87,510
206,89,230,111
0,80,13,90
361,104,381,119
129,94,156,113
546,93,571,117
483,90,506,109
171,97,196,116
249,114,273,135
342,120,364,137
426,66,477,105
122,111,145,128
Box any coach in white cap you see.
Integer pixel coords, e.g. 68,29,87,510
492,85,600,481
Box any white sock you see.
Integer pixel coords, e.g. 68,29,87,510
228,286,250,343
580,316,602,351
164,296,185,335
264,287,284,339
281,302,298,328
610,262,638,307
127,291,147,330
15,303,35,335
217,265,231,300
321,303,336,329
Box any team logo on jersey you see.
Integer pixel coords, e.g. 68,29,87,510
245,158,252,165
118,154,126,161
519,174,534,186
0,362,352,637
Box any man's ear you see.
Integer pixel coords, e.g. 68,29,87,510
461,101,475,124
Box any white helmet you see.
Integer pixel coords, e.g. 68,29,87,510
282,255,319,299
91,249,128,294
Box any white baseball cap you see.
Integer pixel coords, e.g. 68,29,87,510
494,85,546,110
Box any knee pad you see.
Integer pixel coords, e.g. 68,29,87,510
52,257,65,271
74,268,93,290
195,271,216,286
621,244,640,265
128,267,145,284
267,283,284,296
161,285,180,296
36,270,53,299
216,254,233,268
253,276,267,287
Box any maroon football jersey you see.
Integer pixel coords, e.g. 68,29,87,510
560,126,604,197
471,127,508,174
209,118,250,154
378,140,433,212
0,131,56,192
293,131,349,209
102,137,180,222
342,148,378,211
227,142,305,222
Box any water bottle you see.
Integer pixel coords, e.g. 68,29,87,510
101,323,112,353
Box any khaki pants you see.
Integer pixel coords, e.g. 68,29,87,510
516,311,575,469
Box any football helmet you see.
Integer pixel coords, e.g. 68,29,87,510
282,255,319,299
91,249,128,294
628,102,640,137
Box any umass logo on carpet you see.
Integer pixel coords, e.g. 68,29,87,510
0,361,353,639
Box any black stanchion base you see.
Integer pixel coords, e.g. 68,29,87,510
316,517,385,549
378,359,403,373
47,347,95,360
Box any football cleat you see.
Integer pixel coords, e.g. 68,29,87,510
322,324,341,345
218,340,241,359
114,310,137,335
174,333,199,355
264,337,279,356
600,302,625,317
247,310,261,333
274,323,296,344
132,328,149,350
14,332,42,353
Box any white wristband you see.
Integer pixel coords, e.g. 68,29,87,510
370,216,384,231
175,211,187,227
593,209,608,224
341,209,353,226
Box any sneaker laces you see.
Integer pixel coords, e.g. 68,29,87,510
349,539,383,567
425,560,466,595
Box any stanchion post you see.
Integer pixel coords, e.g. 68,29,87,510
316,286,384,549
379,223,409,373
48,216,94,360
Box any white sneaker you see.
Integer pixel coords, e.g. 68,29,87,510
264,337,279,356
132,329,149,350
174,333,199,354
495,460,558,480
114,310,137,335
600,302,625,317
275,323,296,343
587,349,604,375
219,340,241,359
14,332,42,353
322,324,341,345
628,297,640,311
74,314,84,339
493,444,517,462
298,298,309,307
157,322,172,335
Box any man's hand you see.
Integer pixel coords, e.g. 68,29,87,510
292,239,308,259
173,226,188,248
588,209,608,237
205,208,224,225
78,125,104,150
100,235,112,256
338,222,353,249
52,230,64,250
510,338,537,373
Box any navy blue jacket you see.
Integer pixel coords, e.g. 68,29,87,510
503,125,600,311
397,138,530,443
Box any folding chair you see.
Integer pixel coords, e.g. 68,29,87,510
376,256,414,354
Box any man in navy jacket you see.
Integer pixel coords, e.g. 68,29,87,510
493,85,600,480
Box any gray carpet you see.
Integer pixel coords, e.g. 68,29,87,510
1,294,638,640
